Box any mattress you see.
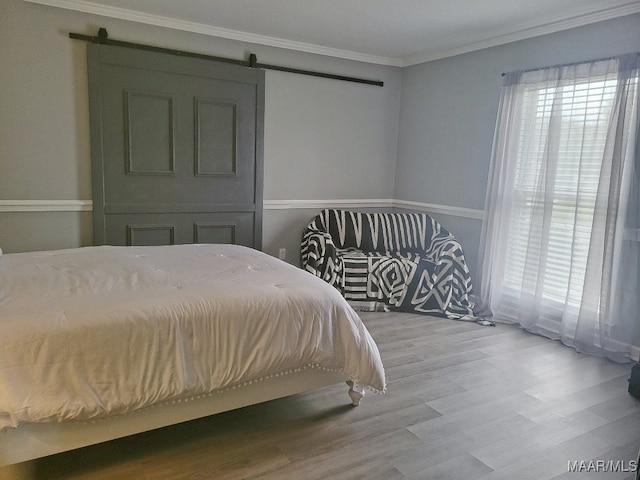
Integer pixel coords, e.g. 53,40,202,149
0,244,385,430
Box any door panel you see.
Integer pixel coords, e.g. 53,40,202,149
195,98,237,176
104,212,256,247
88,44,264,248
125,90,175,175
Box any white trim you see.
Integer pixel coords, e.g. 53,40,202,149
22,0,402,67
0,200,93,212
392,199,485,220
264,199,484,220
603,338,640,363
0,198,484,219
23,0,640,68
264,199,394,210
0,199,484,219
402,3,640,66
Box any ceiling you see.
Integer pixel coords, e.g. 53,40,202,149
28,0,640,66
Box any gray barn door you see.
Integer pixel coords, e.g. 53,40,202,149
87,44,264,248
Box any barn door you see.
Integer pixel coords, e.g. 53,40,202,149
87,43,264,248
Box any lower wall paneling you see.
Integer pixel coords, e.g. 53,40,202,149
0,199,484,286
0,211,93,254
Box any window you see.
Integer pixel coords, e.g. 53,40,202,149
479,53,639,360
503,76,622,309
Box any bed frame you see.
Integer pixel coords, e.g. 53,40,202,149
0,369,364,478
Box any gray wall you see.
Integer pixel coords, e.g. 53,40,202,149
0,0,401,258
263,68,400,261
395,13,640,285
1,0,639,279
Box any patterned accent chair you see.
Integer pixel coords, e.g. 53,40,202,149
301,209,477,320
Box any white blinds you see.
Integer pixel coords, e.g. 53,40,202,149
503,74,623,308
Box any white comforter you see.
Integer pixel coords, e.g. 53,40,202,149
0,244,385,430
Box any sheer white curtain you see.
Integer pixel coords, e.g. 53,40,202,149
479,53,639,362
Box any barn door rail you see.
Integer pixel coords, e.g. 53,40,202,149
69,28,384,87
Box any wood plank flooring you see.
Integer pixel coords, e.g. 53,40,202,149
16,312,640,479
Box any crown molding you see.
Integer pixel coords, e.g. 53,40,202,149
401,2,640,66
23,0,403,67
24,0,640,69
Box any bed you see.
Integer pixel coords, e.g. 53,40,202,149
0,244,385,469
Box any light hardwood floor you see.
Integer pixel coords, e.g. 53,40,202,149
21,312,640,479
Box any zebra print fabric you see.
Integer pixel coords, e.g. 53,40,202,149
301,209,480,321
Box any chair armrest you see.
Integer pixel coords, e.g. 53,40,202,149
425,235,466,263
426,235,474,294
301,229,342,286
